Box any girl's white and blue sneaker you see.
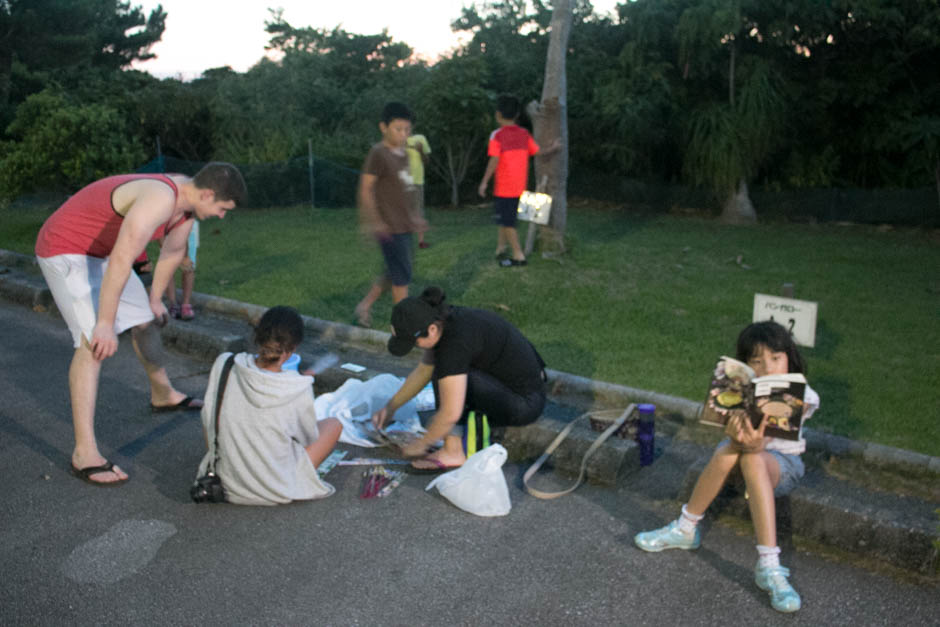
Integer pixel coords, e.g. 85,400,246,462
755,564,801,613
634,520,701,552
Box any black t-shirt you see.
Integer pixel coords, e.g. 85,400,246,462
423,307,544,394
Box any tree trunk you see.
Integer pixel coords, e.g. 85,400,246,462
0,13,12,111
720,179,758,224
432,137,480,208
934,160,939,221
445,145,459,208
440,143,464,208
527,0,571,256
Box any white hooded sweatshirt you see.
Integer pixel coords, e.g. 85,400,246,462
197,352,335,505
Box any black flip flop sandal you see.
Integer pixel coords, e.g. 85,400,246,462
70,460,128,487
151,396,203,413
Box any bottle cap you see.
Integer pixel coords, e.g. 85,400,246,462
637,403,656,414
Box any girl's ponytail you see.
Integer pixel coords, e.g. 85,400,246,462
254,305,304,368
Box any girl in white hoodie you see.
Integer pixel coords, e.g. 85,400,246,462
197,306,342,505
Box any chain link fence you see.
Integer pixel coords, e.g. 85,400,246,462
569,171,938,226
7,155,935,227
138,153,360,210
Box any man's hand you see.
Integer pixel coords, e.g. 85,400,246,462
150,300,169,327
90,321,118,361
478,180,488,198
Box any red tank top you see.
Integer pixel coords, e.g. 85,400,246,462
35,174,185,258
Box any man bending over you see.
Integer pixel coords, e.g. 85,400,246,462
35,162,246,486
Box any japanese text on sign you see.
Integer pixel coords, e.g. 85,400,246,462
752,293,818,347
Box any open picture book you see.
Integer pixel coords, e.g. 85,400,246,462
699,356,808,441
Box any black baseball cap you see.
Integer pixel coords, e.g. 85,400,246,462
387,296,437,356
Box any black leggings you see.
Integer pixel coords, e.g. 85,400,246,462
435,368,546,427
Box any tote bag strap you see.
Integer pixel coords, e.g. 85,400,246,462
208,353,237,473
523,404,636,500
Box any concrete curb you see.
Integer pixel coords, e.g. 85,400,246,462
679,457,939,575
188,287,940,479
1,245,938,478
1,248,937,573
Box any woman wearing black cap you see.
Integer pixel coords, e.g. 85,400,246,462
372,286,546,470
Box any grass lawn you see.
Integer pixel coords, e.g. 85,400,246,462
3,202,938,456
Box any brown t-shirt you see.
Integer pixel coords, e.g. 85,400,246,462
362,143,417,234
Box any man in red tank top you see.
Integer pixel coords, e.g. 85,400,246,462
35,162,245,486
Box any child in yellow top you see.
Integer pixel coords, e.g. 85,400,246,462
406,132,431,249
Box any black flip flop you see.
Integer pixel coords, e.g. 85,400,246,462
70,460,128,487
151,395,203,413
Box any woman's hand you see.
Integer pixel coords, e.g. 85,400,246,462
400,438,432,459
726,413,768,453
371,406,390,431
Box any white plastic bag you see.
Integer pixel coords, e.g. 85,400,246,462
425,444,511,517
313,374,422,447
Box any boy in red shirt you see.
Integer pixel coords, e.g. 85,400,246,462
478,95,539,267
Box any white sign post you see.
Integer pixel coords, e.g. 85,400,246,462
752,293,818,347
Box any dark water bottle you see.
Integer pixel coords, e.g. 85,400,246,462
636,403,656,466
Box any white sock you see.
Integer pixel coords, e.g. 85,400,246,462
757,544,781,569
677,504,704,534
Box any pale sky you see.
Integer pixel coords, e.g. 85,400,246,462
131,1,621,79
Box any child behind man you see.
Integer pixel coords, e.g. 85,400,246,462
478,94,539,267
355,102,426,327
165,220,198,320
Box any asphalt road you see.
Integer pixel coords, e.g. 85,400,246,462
1,299,937,626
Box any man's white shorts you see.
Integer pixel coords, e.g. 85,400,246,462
37,254,155,348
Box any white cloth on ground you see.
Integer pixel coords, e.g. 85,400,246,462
313,373,424,447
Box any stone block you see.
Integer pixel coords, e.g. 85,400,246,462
502,415,639,486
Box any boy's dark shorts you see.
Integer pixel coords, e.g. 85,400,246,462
493,196,520,228
380,233,414,286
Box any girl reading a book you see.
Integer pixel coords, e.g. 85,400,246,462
195,306,343,505
634,321,819,613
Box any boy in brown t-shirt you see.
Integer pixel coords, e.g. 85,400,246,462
354,102,425,327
